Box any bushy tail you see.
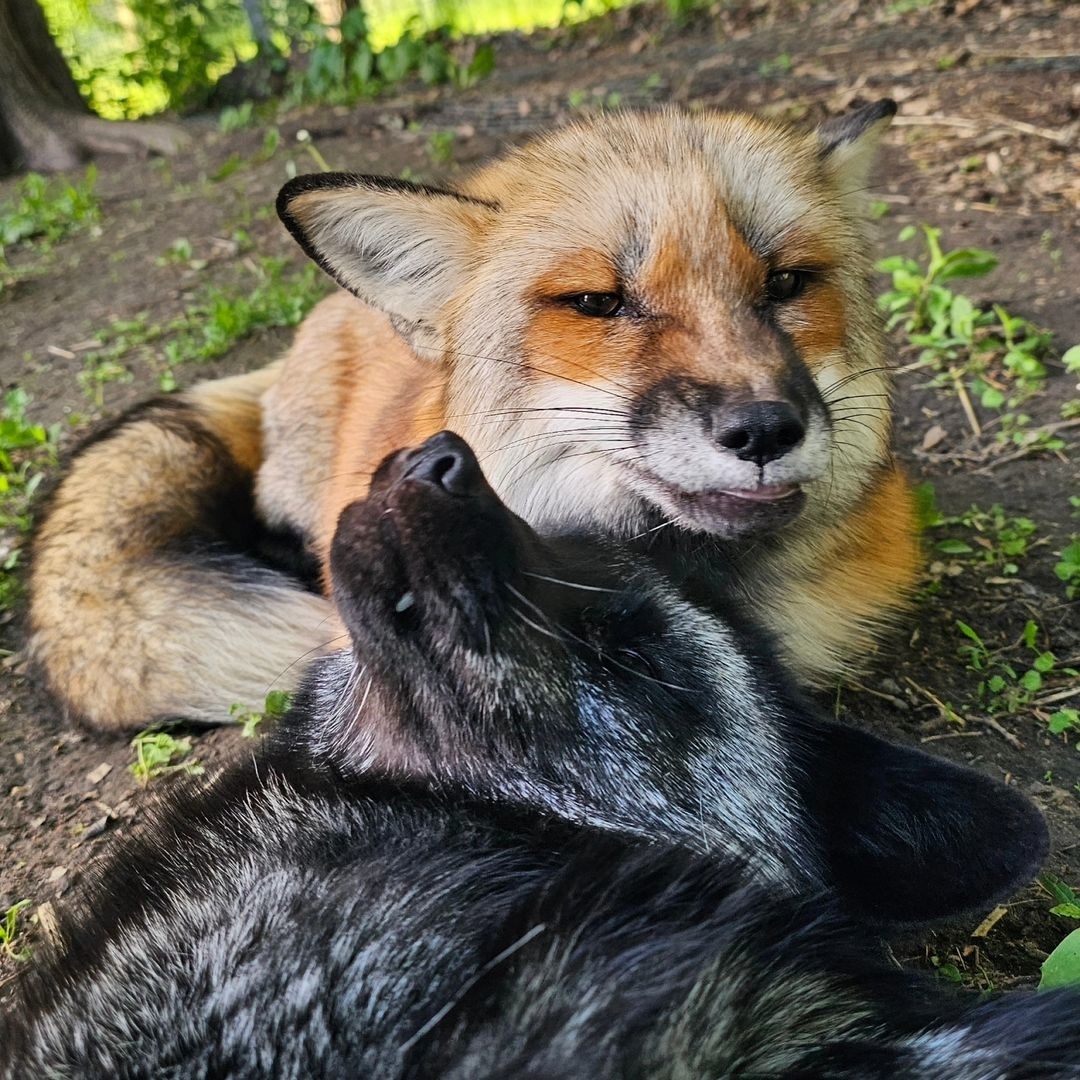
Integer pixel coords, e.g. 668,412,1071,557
28,365,344,730
902,990,1080,1079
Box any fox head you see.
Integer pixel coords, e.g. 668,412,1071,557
295,431,1047,926
278,102,896,541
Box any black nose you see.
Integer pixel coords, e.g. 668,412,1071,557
713,401,805,466
402,431,483,496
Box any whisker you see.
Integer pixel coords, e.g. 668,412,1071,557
522,572,619,594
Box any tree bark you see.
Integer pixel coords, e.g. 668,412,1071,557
0,0,187,176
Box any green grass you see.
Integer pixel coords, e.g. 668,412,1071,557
0,390,62,612
0,900,33,963
0,167,101,295
129,730,205,786
229,689,294,738
925,500,1040,577
81,257,329,403
956,619,1078,724
879,225,1057,398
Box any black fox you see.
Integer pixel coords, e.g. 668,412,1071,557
4,433,1074,1078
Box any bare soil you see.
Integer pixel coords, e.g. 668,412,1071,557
1,0,1077,998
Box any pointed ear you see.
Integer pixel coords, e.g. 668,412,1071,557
277,173,499,356
815,98,896,193
801,722,1048,925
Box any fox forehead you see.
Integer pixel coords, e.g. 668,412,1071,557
464,110,856,271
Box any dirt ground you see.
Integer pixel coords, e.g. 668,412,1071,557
1,0,1077,997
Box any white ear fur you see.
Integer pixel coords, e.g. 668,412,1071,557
816,99,897,194
278,175,498,356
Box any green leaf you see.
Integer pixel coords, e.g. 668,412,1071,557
1062,345,1080,374
936,539,973,555
1033,652,1056,674
1050,903,1080,919
935,248,999,282
956,621,983,645
1049,709,1079,735
1020,669,1042,693
264,690,293,717
1041,928,1080,990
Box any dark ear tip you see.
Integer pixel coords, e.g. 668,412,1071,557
816,98,898,155
275,172,362,229
867,98,899,122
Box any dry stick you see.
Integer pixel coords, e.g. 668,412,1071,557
902,676,1024,750
844,679,909,711
891,114,1073,145
952,370,982,439
1034,686,1080,708
971,905,1010,939
921,731,983,743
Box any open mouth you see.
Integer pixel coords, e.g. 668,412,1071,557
632,470,808,537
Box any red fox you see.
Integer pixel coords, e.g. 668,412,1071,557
29,101,920,729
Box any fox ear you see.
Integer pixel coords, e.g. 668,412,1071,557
802,721,1048,925
277,173,498,356
815,98,896,193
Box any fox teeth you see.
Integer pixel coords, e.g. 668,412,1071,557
395,591,415,613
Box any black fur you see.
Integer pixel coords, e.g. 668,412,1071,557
3,432,1075,1078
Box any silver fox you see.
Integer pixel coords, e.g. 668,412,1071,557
3,433,1074,1079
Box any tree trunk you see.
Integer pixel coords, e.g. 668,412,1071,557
0,0,187,177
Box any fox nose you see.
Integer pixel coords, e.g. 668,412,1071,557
402,431,483,496
713,401,805,466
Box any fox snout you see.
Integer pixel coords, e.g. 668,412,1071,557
628,371,829,536
711,400,806,467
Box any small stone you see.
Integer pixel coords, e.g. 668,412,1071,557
86,762,112,785
921,424,947,451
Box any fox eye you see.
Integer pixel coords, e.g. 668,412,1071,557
765,269,809,303
570,292,624,317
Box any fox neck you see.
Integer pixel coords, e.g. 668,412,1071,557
301,653,817,890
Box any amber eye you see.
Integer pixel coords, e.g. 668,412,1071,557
570,292,624,317
765,269,809,303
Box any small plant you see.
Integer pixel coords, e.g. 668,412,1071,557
155,237,207,271
1049,709,1080,737
129,730,204,785
298,9,493,103
0,166,101,251
1042,930,1080,990
1039,877,1080,989
877,225,998,337
1056,538,1080,600
0,390,61,610
757,53,793,77
81,259,329,403
956,619,1076,718
160,258,326,370
928,502,1039,576
1040,875,1080,918
218,101,255,132
568,87,622,111
426,130,456,167
0,166,101,295
0,899,32,962
877,225,1061,415
229,689,293,738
